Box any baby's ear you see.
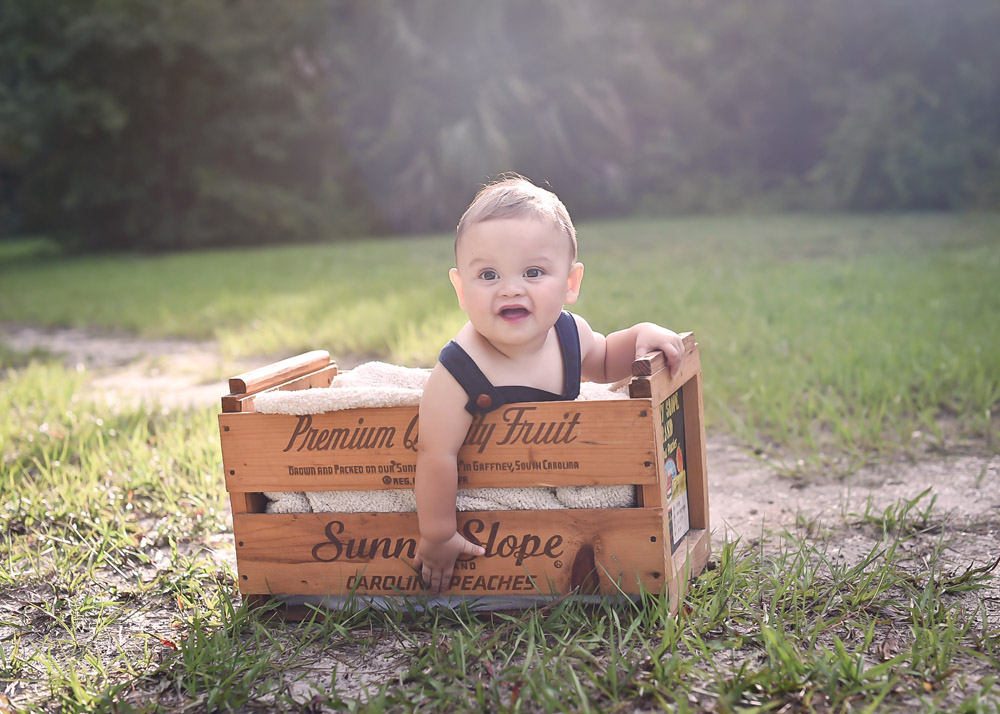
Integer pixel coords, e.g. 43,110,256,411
564,262,584,305
449,268,466,310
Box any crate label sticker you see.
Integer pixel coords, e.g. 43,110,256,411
667,470,690,549
660,390,690,552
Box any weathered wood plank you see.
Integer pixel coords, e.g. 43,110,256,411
229,350,332,395
232,508,669,596
629,345,702,405
220,400,658,491
222,364,339,413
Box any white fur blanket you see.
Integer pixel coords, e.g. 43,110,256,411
255,362,636,513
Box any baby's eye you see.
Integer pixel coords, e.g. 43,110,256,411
524,267,544,278
479,269,499,281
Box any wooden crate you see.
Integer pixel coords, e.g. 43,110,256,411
219,336,710,616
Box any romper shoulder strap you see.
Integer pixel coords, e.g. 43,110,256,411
438,341,504,414
554,311,582,400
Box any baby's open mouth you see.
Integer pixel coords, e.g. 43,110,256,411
499,307,530,322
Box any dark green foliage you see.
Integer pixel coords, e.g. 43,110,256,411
2,0,999,251
0,0,372,251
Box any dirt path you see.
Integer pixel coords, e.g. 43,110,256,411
4,323,998,555
1,322,260,410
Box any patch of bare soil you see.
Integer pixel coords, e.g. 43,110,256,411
1,323,262,410
4,325,998,709
711,436,999,560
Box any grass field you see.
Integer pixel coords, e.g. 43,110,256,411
3,213,998,469
1,213,999,712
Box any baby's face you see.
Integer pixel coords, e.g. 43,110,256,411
450,217,583,354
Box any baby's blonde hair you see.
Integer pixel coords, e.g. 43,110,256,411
455,175,577,261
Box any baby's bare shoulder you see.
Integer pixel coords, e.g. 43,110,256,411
423,362,466,402
419,364,472,451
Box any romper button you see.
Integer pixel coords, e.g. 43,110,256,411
476,394,493,410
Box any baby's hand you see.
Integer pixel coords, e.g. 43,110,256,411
634,323,685,377
414,532,486,594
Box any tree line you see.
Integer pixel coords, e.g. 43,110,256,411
2,0,998,252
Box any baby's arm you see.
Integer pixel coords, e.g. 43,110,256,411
413,364,486,593
576,315,685,383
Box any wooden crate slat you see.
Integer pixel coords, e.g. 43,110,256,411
679,529,711,577
229,350,332,395
222,364,339,413
220,400,657,492
233,508,669,596
681,373,710,531
629,346,702,405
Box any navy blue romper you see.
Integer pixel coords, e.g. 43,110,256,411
439,311,582,415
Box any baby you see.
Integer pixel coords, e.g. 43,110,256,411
413,176,686,593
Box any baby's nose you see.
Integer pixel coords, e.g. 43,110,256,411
498,277,525,296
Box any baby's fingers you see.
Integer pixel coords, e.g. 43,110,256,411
665,338,685,376
428,566,453,594
439,566,454,593
421,563,440,593
459,538,486,557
